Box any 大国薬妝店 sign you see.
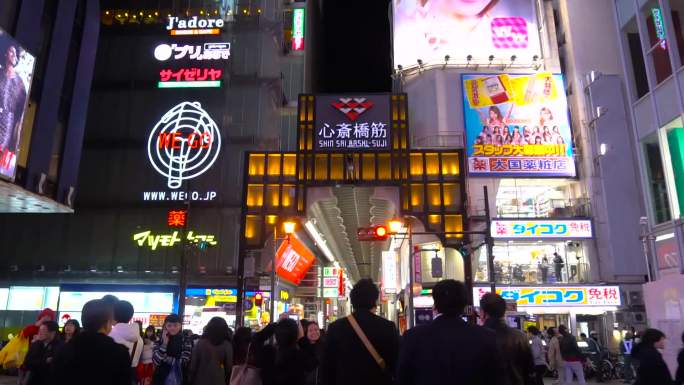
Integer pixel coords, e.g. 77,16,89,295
133,230,218,250
473,286,621,307
154,43,231,62
463,73,576,177
314,95,391,151
491,219,592,239
166,16,224,36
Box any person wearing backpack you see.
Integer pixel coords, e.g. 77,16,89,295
321,279,400,385
558,325,586,385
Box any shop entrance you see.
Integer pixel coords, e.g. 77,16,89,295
235,94,468,327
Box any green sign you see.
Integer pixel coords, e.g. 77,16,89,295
323,287,339,298
323,267,338,277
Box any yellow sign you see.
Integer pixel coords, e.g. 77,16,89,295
279,290,290,301
132,230,218,250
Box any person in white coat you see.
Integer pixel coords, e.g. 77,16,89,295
109,300,144,385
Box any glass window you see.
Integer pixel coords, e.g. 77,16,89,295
7,286,57,311
643,1,673,84
643,134,672,223
495,179,584,218
0,288,9,310
659,117,684,217
670,0,684,68
623,16,650,98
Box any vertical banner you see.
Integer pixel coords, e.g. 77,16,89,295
462,73,575,177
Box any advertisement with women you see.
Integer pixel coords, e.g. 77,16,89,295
462,72,575,177
0,28,35,181
393,0,542,68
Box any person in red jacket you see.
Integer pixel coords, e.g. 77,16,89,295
21,309,56,341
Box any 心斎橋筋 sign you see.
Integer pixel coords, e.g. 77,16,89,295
314,95,391,151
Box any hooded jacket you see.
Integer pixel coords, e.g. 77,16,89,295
109,322,144,367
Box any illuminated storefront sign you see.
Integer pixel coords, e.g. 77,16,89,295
393,0,541,67
186,288,237,302
382,251,398,294
154,43,231,61
491,219,592,239
292,8,305,51
275,236,315,285
145,102,221,198
473,286,621,307
166,16,224,36
133,230,218,250
158,68,223,88
463,73,575,177
315,96,391,151
167,210,187,227
651,8,667,50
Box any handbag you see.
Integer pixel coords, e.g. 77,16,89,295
347,314,386,371
164,360,183,385
229,344,261,385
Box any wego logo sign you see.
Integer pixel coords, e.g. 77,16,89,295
331,98,374,121
147,102,221,189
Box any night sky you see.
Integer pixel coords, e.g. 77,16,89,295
317,0,392,93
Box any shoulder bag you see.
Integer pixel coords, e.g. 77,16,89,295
229,343,261,385
347,314,386,371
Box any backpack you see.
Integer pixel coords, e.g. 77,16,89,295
559,335,582,360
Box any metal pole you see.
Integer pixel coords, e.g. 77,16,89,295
270,227,277,323
484,186,495,292
178,199,190,322
407,220,415,329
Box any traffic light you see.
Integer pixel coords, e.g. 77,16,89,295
374,225,388,240
357,226,389,241
254,293,263,307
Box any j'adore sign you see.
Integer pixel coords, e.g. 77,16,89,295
167,16,224,36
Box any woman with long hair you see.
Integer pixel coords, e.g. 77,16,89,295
304,321,325,385
633,328,673,385
257,318,318,385
137,326,157,385
188,317,233,385
62,319,80,343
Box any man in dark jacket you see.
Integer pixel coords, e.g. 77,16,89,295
481,293,535,385
321,279,400,385
52,299,132,385
558,325,586,385
23,320,63,385
398,280,504,385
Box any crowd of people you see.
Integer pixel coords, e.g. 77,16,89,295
4,279,684,385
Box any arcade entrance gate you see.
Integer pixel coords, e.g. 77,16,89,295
236,94,469,324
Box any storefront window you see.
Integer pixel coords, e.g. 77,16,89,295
7,286,59,311
623,16,650,98
495,179,587,218
669,0,684,68
643,1,673,84
659,117,684,217
474,242,589,285
643,134,672,223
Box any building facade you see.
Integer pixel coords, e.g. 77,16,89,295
0,0,100,212
392,0,648,348
612,0,684,374
0,0,312,334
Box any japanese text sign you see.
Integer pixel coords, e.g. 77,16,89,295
463,73,575,177
154,43,231,62
473,286,621,307
132,230,218,250
275,236,315,286
491,219,592,239
167,210,187,227
323,277,339,288
292,8,305,51
314,95,391,151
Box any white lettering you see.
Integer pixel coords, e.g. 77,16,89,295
188,16,197,28
178,19,187,29
166,17,177,30
198,19,207,28
216,19,224,28
167,16,224,31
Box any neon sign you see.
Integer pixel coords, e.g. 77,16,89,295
154,43,231,62
166,16,224,36
473,286,621,307
133,230,218,250
292,8,305,51
147,102,222,190
651,8,667,50
158,68,223,88
167,210,187,227
491,219,593,239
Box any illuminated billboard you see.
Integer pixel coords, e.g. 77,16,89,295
463,73,575,177
0,28,35,181
491,219,593,239
292,8,305,51
392,0,541,68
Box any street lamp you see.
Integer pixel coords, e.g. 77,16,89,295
388,219,403,234
283,221,296,235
